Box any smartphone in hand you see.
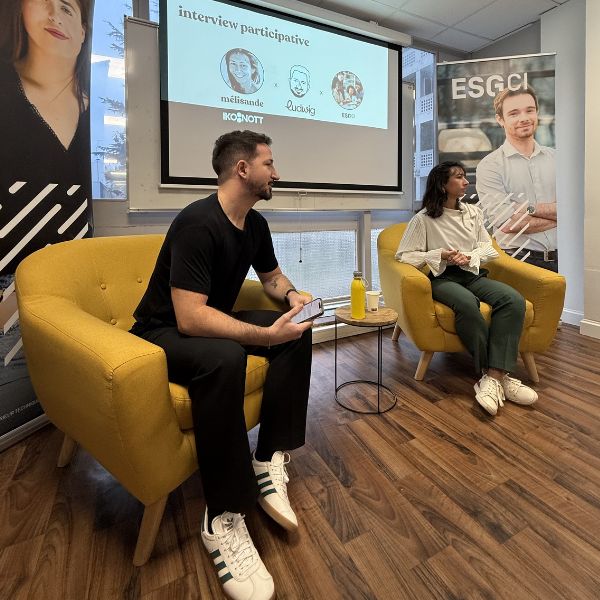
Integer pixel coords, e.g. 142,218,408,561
291,298,324,324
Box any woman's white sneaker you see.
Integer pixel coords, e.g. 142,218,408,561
252,451,298,532
501,374,538,405
201,510,275,600
474,374,505,416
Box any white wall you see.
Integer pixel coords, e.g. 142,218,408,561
581,0,600,338
471,21,540,60
541,0,585,327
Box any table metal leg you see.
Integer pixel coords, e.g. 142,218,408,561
334,316,338,392
377,326,382,413
334,323,397,415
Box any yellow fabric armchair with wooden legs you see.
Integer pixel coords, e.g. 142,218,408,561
377,223,565,381
15,234,290,566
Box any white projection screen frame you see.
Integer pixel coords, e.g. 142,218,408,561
163,0,399,190
126,14,414,211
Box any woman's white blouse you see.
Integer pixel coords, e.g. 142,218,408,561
395,203,499,277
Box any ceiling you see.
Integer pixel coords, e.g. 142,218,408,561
295,0,570,53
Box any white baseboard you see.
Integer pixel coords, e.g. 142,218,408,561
0,414,49,452
561,308,584,326
580,318,600,339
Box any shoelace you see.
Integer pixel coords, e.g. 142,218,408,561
269,452,291,500
481,376,504,408
218,514,257,575
503,375,522,395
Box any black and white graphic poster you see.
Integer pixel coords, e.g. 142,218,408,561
437,54,558,272
0,0,95,445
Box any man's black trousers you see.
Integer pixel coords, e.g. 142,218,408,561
139,310,312,513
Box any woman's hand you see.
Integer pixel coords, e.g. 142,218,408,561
442,249,470,266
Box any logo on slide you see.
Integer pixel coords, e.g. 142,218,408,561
222,111,264,124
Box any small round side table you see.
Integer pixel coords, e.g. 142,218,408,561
334,306,399,414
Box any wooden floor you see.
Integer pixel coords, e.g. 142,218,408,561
2,324,600,599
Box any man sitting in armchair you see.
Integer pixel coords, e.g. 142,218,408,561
130,130,312,600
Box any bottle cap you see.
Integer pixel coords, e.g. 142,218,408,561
353,270,362,278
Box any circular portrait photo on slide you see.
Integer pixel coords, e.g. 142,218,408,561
331,71,364,110
221,48,263,94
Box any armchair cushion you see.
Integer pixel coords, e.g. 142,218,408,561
169,356,267,430
433,299,534,335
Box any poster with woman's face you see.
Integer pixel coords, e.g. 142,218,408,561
0,0,95,444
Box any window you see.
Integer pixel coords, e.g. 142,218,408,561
402,47,436,205
248,230,357,301
371,227,383,292
90,2,132,199
150,1,160,23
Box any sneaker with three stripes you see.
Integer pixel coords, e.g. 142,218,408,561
252,451,298,531
201,509,275,600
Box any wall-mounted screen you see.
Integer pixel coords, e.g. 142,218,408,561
160,0,402,191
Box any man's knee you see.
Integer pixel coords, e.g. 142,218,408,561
188,339,247,379
300,326,312,346
212,340,247,374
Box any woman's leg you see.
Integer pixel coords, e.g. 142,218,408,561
465,277,525,373
431,277,489,372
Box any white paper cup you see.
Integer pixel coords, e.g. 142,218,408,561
366,290,381,312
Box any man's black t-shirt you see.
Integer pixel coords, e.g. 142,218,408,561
132,194,278,333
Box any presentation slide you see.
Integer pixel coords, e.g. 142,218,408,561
160,0,402,190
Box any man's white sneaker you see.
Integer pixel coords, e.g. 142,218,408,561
502,374,538,405
474,374,505,416
201,510,275,600
252,451,298,532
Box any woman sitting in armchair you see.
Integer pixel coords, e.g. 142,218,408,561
395,161,538,416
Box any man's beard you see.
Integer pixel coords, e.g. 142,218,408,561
292,89,306,97
515,122,537,138
251,181,272,200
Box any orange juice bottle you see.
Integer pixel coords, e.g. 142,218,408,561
350,271,366,319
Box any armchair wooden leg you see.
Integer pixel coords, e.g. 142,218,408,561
133,496,168,567
521,352,539,383
415,351,434,381
57,434,77,467
392,323,402,342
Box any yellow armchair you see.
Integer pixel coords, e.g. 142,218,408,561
15,234,288,566
377,223,565,381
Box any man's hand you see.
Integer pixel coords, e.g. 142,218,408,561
500,210,556,234
267,304,312,346
500,201,557,234
500,211,531,233
287,290,310,309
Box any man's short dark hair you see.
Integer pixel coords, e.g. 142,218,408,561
212,130,272,181
494,86,539,118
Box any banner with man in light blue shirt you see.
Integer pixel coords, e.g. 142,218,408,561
437,54,557,272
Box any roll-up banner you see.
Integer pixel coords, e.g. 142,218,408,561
437,54,557,272
0,0,95,449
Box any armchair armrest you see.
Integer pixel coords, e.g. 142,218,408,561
17,295,195,505
233,279,311,312
379,250,447,350
486,251,565,351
